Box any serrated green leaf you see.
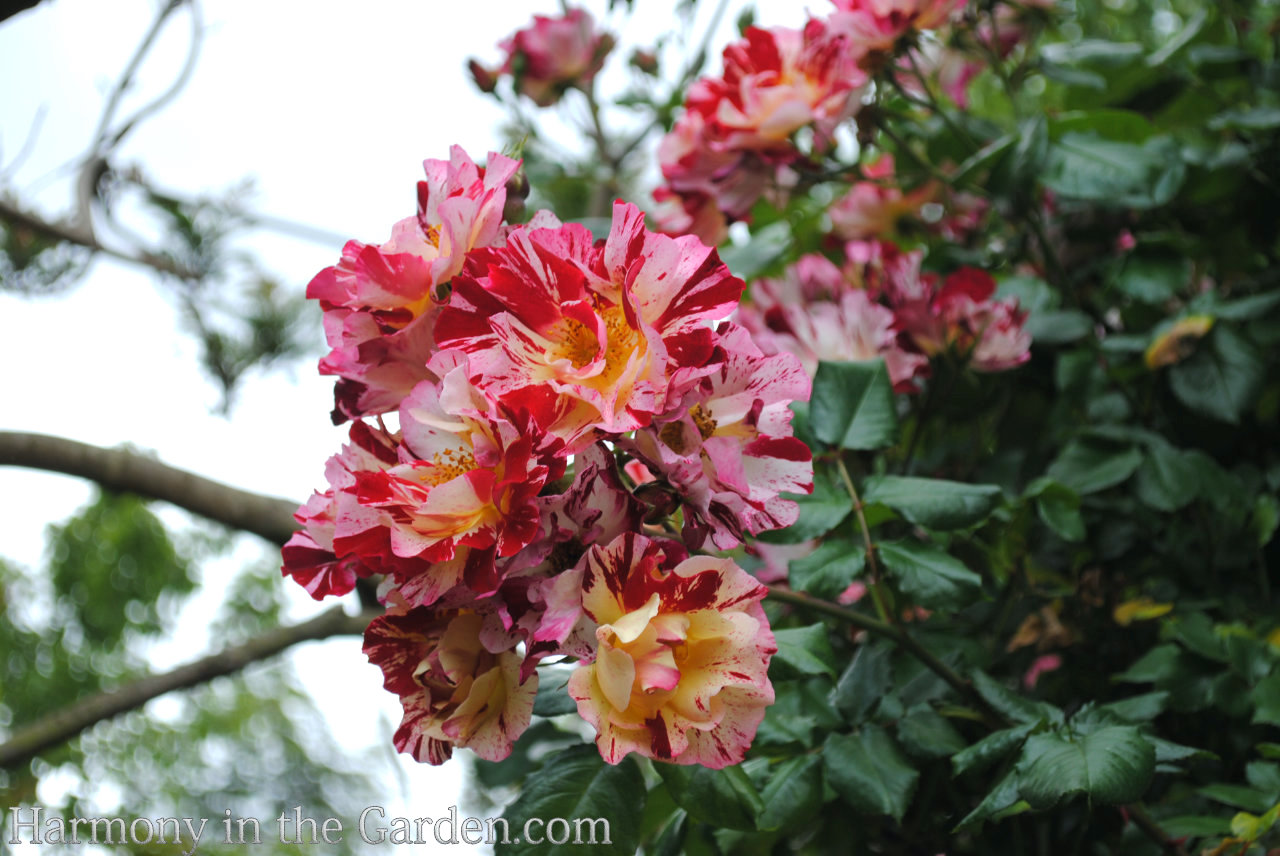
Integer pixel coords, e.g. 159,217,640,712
1047,440,1143,495
1211,291,1280,321
951,133,1017,185
897,706,968,759
1245,761,1280,796
756,756,825,834
496,745,644,855
1016,726,1155,807
877,540,983,610
1041,134,1185,208
1098,692,1169,722
1197,784,1274,814
772,625,838,679
1169,326,1264,425
1028,480,1086,542
861,476,1002,530
788,536,865,600
823,728,920,822
1159,815,1232,838
648,810,686,856
1172,614,1230,663
1050,109,1155,143
756,678,842,747
1114,644,1185,683
833,641,892,723
757,465,852,544
810,360,898,450
953,723,1037,776
1254,495,1280,547
1113,253,1190,303
971,670,1062,726
533,667,578,717
1026,309,1095,345
1135,438,1203,512
955,769,1023,831
1148,737,1215,763
1042,40,1145,66
1253,673,1280,727
1208,107,1280,131
719,220,790,279
656,763,763,831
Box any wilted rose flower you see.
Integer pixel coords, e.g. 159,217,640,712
630,323,814,550
364,608,537,764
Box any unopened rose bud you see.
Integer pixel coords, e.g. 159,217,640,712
856,106,882,148
505,169,530,202
502,169,530,223
633,481,680,524
629,48,659,76
468,59,499,94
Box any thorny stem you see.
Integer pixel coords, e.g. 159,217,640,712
580,0,732,195
899,374,939,475
1126,804,1191,856
900,49,979,152
874,117,954,187
1026,209,1066,289
976,5,1020,105
583,85,623,218
91,0,189,152
764,586,1007,730
835,456,896,627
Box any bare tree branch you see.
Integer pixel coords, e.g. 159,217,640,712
0,196,197,278
101,1,203,155
0,605,376,771
0,0,43,26
90,0,191,153
0,430,300,545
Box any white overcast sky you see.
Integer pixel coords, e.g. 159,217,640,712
0,0,799,849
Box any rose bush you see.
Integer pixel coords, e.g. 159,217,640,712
285,1,1280,853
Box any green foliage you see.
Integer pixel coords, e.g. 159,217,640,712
585,0,1280,850
495,746,644,856
809,360,899,451
0,492,381,855
10,0,1280,853
47,491,194,649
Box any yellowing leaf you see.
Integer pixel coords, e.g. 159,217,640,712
1267,627,1280,650
1230,811,1260,841
1113,597,1174,626
1145,315,1213,369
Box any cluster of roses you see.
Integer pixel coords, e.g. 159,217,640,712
654,0,969,245
737,238,1031,393
654,0,1056,246
281,147,813,770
